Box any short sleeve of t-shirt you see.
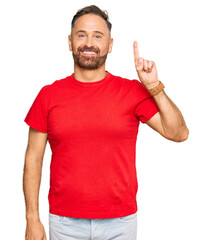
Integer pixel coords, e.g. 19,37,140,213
132,79,159,123
24,86,48,133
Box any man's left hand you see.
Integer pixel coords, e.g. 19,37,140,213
133,40,159,89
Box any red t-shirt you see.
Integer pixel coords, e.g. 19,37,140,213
24,71,159,219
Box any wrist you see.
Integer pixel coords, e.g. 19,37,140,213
147,81,165,96
145,81,160,90
26,212,40,221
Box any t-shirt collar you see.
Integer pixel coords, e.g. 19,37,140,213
70,70,111,87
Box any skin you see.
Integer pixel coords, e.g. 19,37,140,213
23,128,47,240
23,12,188,240
133,41,189,141
68,13,113,83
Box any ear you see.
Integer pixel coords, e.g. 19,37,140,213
68,34,72,51
108,38,113,53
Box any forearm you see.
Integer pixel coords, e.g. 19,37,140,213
23,154,42,221
153,90,189,141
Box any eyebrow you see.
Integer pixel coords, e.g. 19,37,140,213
76,30,104,36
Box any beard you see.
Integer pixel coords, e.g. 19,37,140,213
72,45,108,70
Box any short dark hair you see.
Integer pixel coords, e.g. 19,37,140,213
71,5,112,32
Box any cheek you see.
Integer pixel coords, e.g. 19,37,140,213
73,45,78,52
99,42,110,54
72,43,82,53
71,39,83,52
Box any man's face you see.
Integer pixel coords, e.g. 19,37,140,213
68,14,113,70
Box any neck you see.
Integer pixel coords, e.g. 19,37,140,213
73,64,107,83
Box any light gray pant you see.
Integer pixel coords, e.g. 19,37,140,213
49,212,137,240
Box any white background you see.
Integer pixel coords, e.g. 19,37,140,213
0,0,210,239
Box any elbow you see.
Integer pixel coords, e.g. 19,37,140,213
170,126,189,142
181,127,189,142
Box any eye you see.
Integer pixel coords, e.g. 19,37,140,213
78,34,85,38
95,35,102,39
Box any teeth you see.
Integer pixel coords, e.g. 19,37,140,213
83,51,96,54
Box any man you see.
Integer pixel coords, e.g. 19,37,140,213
23,5,189,240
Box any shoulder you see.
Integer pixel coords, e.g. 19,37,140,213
131,79,151,99
109,72,149,94
109,72,144,87
39,75,70,95
110,72,132,83
109,72,134,88
131,79,147,91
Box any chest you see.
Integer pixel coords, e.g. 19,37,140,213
47,88,139,141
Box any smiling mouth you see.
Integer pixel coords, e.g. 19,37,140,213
81,51,97,56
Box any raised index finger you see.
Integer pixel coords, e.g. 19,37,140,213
133,41,140,61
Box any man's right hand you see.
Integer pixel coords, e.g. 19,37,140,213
25,219,47,240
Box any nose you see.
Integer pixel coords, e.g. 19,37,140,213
85,35,94,47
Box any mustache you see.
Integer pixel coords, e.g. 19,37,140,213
77,46,100,54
